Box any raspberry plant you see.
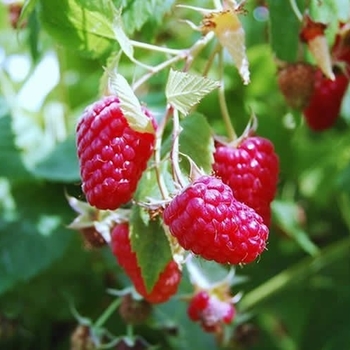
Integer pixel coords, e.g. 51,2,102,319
1,1,350,350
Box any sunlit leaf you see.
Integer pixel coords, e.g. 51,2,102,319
165,69,220,115
112,7,134,60
108,72,155,133
39,0,116,58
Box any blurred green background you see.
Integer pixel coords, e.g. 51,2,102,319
0,0,350,349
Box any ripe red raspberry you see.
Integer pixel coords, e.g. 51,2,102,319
187,290,235,333
277,62,316,110
76,96,156,210
332,22,350,67
110,223,181,304
303,68,349,131
163,175,269,265
213,137,279,226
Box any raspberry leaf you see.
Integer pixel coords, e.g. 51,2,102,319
108,72,155,133
266,0,305,61
129,205,172,293
112,7,134,60
121,0,176,34
165,69,220,115
135,161,175,212
39,0,115,58
162,113,214,174
18,0,38,28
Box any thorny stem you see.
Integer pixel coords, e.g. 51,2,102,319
218,50,237,141
239,236,350,312
289,0,303,22
170,108,187,188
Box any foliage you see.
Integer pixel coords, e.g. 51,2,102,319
0,0,350,349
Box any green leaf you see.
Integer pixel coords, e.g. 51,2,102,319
31,135,80,182
135,161,175,207
0,183,73,296
272,200,320,256
19,0,39,26
39,0,116,58
108,72,155,133
129,205,172,293
162,113,214,175
266,0,305,61
121,0,176,34
112,8,134,60
0,115,31,181
165,69,220,116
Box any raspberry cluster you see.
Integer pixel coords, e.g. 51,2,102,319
110,223,181,304
76,96,156,210
277,18,350,131
187,290,235,333
163,175,269,265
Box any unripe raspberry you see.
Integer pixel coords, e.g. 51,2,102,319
277,62,316,110
70,325,96,350
76,96,156,210
163,175,269,265
213,136,279,226
110,223,181,304
119,293,152,325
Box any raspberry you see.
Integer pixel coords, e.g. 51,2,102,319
187,290,236,333
213,137,279,226
163,175,269,264
277,62,316,110
303,68,349,131
332,22,350,65
110,223,181,304
76,96,156,210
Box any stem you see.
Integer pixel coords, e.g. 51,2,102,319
93,297,121,329
132,54,185,92
153,108,172,199
170,108,186,188
202,43,221,77
289,0,303,22
239,236,350,312
184,31,215,71
217,50,236,141
130,40,182,55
